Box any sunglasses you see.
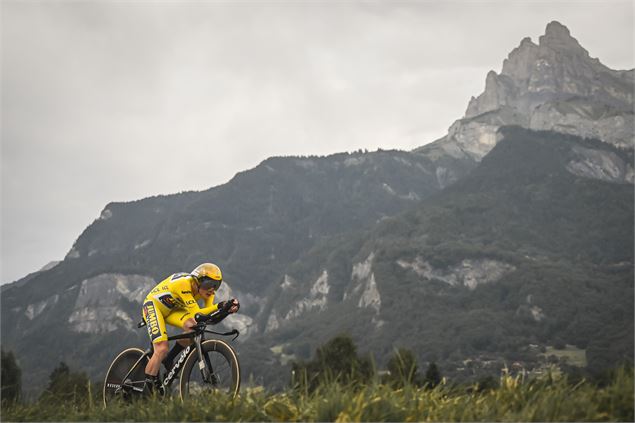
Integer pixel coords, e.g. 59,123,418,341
199,276,222,290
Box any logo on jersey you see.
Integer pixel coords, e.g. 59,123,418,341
142,301,160,338
156,293,177,309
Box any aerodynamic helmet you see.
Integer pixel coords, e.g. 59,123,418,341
191,263,223,290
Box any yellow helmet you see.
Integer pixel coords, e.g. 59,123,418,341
191,263,223,290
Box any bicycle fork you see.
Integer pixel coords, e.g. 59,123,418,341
195,335,217,384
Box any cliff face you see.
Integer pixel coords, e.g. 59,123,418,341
417,21,634,162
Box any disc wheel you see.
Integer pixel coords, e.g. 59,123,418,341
179,339,240,400
103,348,148,407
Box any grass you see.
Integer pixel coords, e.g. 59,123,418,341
541,345,587,367
2,368,633,422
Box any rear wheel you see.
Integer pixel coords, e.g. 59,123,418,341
179,340,240,400
103,348,148,407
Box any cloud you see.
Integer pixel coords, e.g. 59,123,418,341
1,1,633,283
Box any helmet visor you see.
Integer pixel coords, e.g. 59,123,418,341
199,276,222,290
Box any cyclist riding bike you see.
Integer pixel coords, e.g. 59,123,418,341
141,262,239,394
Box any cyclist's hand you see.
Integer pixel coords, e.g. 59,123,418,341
228,298,240,313
218,298,239,313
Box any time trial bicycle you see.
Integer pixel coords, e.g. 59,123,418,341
103,304,240,406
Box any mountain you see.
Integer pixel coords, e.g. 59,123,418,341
0,261,61,294
1,21,632,394
417,21,634,163
0,149,474,394
257,127,632,384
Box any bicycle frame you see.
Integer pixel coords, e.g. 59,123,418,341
118,334,195,395
114,322,239,395
161,331,205,390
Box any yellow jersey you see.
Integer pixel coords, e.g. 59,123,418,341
144,272,220,316
142,272,222,343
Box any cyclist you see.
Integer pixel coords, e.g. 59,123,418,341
141,263,239,394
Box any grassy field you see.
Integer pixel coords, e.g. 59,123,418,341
2,368,633,422
541,345,587,367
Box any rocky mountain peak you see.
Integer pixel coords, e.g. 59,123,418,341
419,21,634,161
544,20,569,36
493,21,599,101
539,21,586,53
500,37,539,82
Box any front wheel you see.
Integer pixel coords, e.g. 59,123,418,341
179,339,240,400
103,347,148,407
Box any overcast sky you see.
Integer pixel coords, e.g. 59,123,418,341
1,0,633,284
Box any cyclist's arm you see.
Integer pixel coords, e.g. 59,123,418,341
197,294,219,315
172,278,219,315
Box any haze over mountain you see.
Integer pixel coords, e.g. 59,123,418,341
1,21,632,394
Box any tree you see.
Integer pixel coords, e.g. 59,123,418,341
291,334,373,391
1,349,21,405
386,348,419,387
39,362,90,405
423,362,442,388
316,335,359,377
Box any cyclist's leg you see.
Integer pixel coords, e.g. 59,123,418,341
142,300,169,379
163,310,197,368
